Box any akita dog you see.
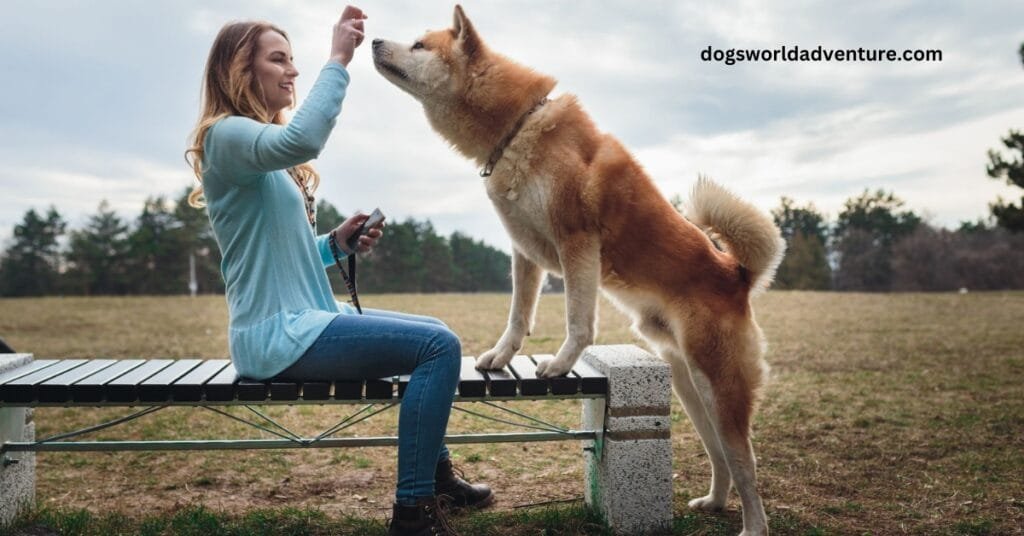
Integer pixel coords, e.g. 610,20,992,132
373,6,785,535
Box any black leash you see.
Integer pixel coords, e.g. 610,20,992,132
328,231,362,314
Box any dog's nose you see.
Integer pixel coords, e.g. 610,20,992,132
372,39,383,49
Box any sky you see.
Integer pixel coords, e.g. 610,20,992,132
2,1,1023,253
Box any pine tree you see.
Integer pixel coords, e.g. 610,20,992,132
64,200,130,295
986,130,1024,232
771,197,831,289
0,207,66,296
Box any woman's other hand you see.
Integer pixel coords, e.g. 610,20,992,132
333,212,384,255
331,6,367,67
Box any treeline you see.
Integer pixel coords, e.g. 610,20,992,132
4,187,1023,297
769,190,1024,292
0,189,512,297
769,104,1024,292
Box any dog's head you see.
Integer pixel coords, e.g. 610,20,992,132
371,5,483,103
372,5,557,162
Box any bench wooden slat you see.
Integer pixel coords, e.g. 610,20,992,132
366,378,393,400
204,363,240,401
457,357,486,398
106,360,174,402
236,378,268,401
1,359,88,403
301,381,331,400
38,359,118,403
171,360,230,402
71,359,146,402
483,366,517,397
139,360,203,402
572,360,608,395
334,380,362,400
508,356,547,396
0,359,59,385
269,381,299,401
530,354,581,395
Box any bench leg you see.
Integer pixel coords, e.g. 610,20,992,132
581,345,673,535
1,354,35,527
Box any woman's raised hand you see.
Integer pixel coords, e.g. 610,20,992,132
331,5,367,67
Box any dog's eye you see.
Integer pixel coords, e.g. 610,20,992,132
412,41,425,50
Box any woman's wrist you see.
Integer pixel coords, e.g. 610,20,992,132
330,53,352,67
329,229,353,255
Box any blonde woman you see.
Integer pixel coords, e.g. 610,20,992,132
185,7,491,534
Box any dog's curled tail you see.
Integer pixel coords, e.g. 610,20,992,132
687,176,786,294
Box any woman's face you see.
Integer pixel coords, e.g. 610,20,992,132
253,30,298,116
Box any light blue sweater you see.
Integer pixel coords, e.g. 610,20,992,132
202,62,354,380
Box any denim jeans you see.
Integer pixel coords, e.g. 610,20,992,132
275,308,461,504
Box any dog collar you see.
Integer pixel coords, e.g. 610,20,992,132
480,97,550,178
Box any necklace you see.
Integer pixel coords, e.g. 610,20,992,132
287,167,316,230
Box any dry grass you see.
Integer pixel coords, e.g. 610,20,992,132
1,291,1022,534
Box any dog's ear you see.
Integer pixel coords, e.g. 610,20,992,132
453,5,481,59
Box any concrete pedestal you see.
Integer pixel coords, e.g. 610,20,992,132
581,345,673,535
0,354,35,527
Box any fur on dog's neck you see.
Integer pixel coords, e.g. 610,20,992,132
424,51,557,167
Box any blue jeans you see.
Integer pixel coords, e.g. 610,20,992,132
276,308,461,505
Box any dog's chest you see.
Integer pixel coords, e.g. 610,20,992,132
485,172,562,272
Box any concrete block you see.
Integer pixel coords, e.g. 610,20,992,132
0,422,35,527
582,345,670,411
581,345,673,535
585,437,673,535
1,354,35,527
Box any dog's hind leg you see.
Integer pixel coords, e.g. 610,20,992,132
633,312,732,509
667,350,733,510
535,235,600,377
682,319,769,536
477,249,545,370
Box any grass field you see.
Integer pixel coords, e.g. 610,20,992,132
1,291,1022,535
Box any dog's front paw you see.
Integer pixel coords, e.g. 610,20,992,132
687,495,726,511
535,357,573,378
476,346,515,370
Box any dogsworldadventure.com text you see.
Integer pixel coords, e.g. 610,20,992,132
701,45,943,65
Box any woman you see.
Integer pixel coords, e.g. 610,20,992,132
184,7,491,535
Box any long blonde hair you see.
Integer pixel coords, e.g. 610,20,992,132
185,21,319,208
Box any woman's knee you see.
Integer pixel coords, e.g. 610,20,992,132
427,327,462,375
423,315,450,329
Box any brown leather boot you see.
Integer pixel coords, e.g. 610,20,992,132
435,458,495,509
388,496,459,536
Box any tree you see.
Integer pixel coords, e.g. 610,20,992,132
419,222,454,292
890,225,958,291
949,227,1024,290
776,231,831,290
832,189,920,291
770,197,831,289
359,219,425,293
450,231,512,292
982,42,1024,232
986,130,1024,232
0,207,66,296
64,200,130,295
772,197,829,244
126,196,186,294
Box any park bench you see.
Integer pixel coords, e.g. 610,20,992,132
0,345,672,534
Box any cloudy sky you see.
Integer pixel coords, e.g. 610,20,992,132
2,1,1023,252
